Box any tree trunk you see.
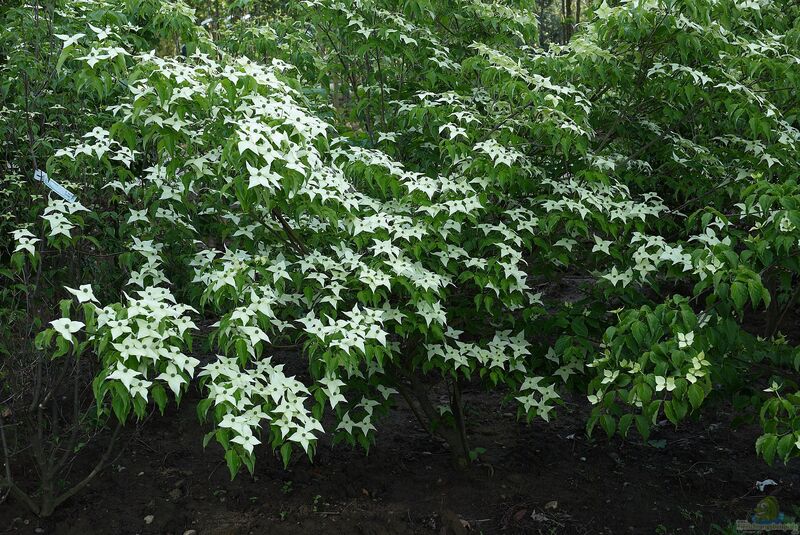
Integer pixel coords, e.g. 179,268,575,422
565,0,573,41
38,477,56,518
395,375,471,468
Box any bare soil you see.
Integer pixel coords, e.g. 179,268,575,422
2,374,799,534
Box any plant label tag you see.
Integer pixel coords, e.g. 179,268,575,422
34,169,77,203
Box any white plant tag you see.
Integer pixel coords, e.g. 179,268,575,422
34,169,77,203
756,479,778,492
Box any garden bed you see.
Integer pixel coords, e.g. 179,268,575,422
3,380,797,534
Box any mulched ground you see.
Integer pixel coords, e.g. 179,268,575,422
2,374,799,535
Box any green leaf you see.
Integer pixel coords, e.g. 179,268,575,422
731,281,747,312
225,448,241,479
600,414,616,438
635,415,651,441
280,442,293,468
777,434,795,463
664,400,678,426
196,398,214,422
111,393,130,423
618,413,633,437
631,321,647,347
571,317,588,338
203,430,215,449
152,384,167,415
757,434,778,465
687,383,704,411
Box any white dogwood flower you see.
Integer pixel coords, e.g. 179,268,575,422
677,331,694,349
246,162,283,191
655,376,677,392
65,284,99,304
51,318,84,342
55,33,85,48
157,364,187,396
106,363,142,391
231,434,261,455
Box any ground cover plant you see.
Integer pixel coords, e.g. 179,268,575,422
1,0,799,526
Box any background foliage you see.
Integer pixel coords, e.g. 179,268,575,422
1,0,799,517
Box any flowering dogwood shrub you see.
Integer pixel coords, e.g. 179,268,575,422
46,25,557,471
0,0,208,515
3,0,800,512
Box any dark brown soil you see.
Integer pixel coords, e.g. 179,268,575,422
2,375,799,535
